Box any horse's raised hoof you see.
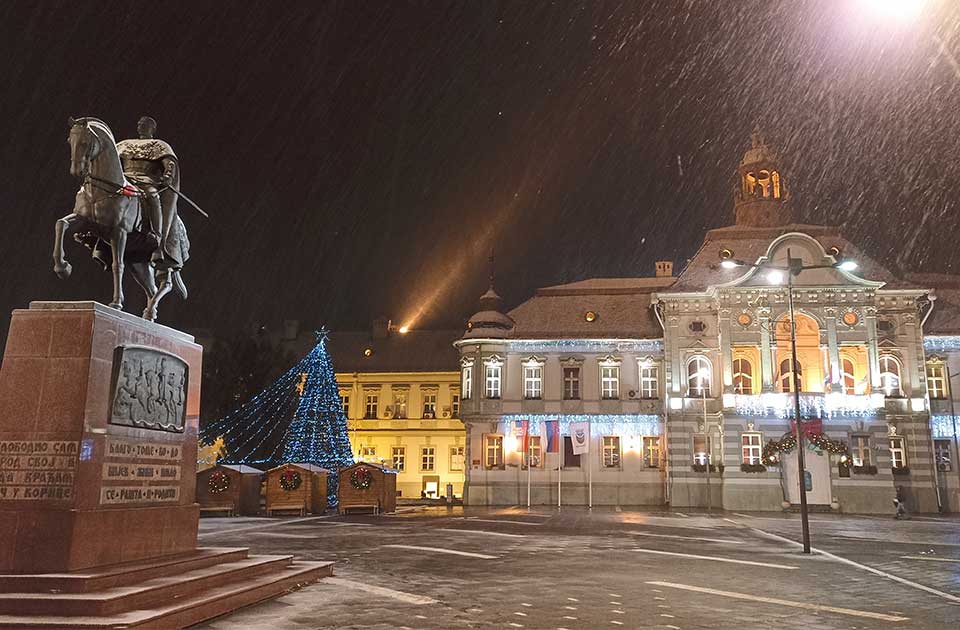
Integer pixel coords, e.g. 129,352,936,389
108,302,123,310
53,262,72,280
142,308,157,322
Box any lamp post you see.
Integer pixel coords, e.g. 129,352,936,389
718,248,858,554
697,367,713,511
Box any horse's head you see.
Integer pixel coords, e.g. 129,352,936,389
67,117,101,179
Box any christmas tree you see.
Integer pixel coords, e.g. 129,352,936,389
201,328,354,504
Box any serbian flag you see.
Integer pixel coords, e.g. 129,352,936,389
513,419,529,452
544,420,560,453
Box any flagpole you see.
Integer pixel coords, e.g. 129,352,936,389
527,437,532,508
588,420,593,509
558,427,563,509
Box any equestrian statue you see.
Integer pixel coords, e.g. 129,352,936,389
53,116,203,322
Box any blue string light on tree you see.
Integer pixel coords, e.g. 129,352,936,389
201,328,354,505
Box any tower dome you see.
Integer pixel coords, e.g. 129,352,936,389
734,130,792,227
463,255,514,339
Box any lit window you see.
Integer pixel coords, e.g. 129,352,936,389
741,433,762,465
693,434,710,465
563,367,581,400
879,356,902,397
340,394,350,417
602,436,621,468
640,363,659,399
523,436,543,469
484,358,503,399
421,446,435,472
484,435,503,469
461,362,473,400
523,360,544,399
364,393,379,419
422,392,437,417
361,446,376,462
600,363,620,400
392,447,405,471
779,358,802,393
451,393,461,417
732,358,753,394
644,436,661,468
687,356,712,397
889,437,907,470
450,446,465,471
392,389,408,419
935,439,953,472
840,358,856,394
927,363,948,400
852,436,871,467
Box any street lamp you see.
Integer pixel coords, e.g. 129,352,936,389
717,248,858,554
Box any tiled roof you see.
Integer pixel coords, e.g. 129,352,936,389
507,278,669,339
906,273,960,335
663,223,904,293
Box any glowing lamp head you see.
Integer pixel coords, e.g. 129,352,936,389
363,347,373,357
398,326,410,334
859,0,927,20
766,270,784,285
720,260,740,270
837,260,858,272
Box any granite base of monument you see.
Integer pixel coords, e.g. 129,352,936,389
0,302,330,628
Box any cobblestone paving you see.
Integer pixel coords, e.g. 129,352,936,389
192,508,960,629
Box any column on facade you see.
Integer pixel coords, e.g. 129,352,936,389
901,310,918,395
825,308,841,389
719,309,733,390
759,307,774,392
865,306,881,389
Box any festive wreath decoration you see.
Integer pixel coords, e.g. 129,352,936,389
208,471,231,494
279,469,302,492
350,466,373,489
762,431,851,468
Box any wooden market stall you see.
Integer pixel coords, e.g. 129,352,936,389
265,463,329,515
196,464,264,517
338,462,398,514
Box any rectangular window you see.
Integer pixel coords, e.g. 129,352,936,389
640,364,659,399
361,446,376,462
562,436,581,468
852,435,871,467
644,436,661,468
392,446,405,471
422,392,437,417
450,446,465,471
927,363,948,399
341,395,350,417
524,365,543,399
364,393,378,419
462,365,473,399
889,436,907,469
741,433,762,465
602,436,621,468
523,436,543,469
421,446,436,472
563,367,581,400
485,365,502,399
392,390,408,419
935,439,953,472
484,435,503,469
601,365,620,400
451,394,460,417
693,434,710,465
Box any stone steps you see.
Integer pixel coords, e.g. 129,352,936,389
0,548,332,628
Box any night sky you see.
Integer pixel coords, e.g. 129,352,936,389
1,1,959,339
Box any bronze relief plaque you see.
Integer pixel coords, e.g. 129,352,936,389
109,346,188,433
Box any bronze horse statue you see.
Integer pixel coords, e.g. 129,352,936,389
53,117,189,321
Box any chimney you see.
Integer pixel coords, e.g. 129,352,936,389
655,261,674,278
372,316,391,339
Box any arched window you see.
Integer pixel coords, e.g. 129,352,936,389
879,355,902,397
687,356,712,397
840,358,856,394
732,358,753,394
780,358,802,393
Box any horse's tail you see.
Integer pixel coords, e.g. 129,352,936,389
172,270,188,300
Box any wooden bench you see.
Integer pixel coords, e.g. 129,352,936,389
200,506,235,517
267,502,307,516
339,503,380,515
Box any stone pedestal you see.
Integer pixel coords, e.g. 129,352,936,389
0,302,202,573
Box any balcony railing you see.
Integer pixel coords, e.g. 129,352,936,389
722,392,887,419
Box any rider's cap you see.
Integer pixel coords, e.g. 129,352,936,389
138,116,158,130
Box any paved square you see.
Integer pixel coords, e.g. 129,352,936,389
193,507,960,629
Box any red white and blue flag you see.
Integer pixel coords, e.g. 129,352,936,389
544,420,560,453
513,419,529,452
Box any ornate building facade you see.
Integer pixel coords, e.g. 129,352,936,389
455,134,960,514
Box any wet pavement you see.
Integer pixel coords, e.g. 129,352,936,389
192,507,960,629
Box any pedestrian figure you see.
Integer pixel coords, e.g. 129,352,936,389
894,486,909,520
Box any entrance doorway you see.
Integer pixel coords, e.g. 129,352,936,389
421,475,440,498
782,449,833,505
